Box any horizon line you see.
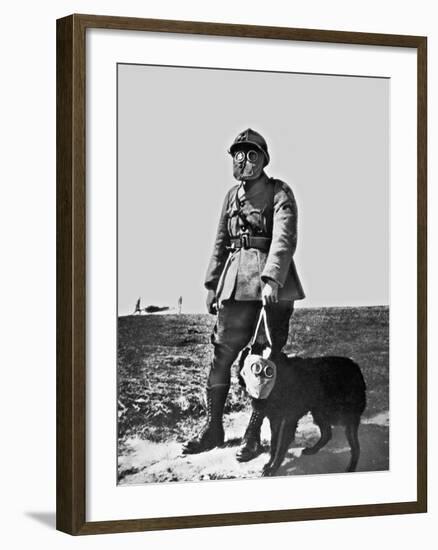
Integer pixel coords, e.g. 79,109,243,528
118,303,389,317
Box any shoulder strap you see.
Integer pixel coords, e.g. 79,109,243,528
265,178,278,218
268,177,277,203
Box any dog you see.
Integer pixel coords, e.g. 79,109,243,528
239,348,367,477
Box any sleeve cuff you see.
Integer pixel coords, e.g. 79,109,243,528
261,275,283,288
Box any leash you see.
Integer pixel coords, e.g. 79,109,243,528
249,306,273,348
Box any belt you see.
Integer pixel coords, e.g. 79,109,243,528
228,235,271,251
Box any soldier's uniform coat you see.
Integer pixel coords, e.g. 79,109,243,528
205,177,305,303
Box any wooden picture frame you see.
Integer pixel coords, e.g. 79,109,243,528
56,13,427,535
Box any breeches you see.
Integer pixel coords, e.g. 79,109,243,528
208,300,294,387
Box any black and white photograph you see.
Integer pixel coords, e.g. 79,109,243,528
2,0,433,543
116,63,389,485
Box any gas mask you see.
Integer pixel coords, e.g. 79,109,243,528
240,350,277,400
232,148,265,182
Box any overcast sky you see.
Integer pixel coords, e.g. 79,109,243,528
117,64,389,315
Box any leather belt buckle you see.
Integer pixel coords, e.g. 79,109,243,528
241,234,249,249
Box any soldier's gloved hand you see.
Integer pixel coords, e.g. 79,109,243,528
262,279,279,305
206,289,218,314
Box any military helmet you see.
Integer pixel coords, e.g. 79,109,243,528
229,128,270,166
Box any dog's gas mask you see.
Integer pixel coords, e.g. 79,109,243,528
240,350,277,400
240,307,277,400
232,148,265,182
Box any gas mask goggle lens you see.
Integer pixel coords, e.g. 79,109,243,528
251,361,275,378
233,149,260,164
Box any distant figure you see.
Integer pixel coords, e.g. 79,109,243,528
178,296,183,314
134,297,142,315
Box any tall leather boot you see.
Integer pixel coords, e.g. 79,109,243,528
236,406,265,462
182,383,229,454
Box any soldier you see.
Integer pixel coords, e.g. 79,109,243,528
134,297,142,315
182,129,305,461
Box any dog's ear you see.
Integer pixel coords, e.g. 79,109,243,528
238,347,251,388
238,347,250,369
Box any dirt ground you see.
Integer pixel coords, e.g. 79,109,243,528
118,410,389,485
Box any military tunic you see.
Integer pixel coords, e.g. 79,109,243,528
205,177,305,302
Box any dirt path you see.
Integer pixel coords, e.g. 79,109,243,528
118,410,389,485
